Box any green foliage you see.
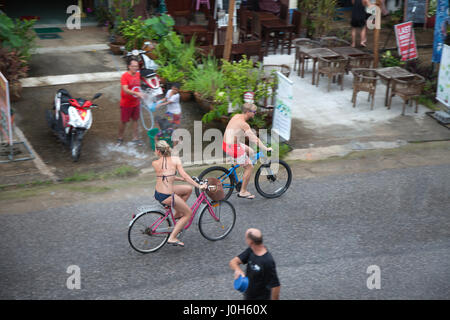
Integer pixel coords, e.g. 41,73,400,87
299,0,337,38
120,14,174,50
144,14,174,40
0,48,29,82
248,112,268,129
268,142,291,160
0,13,37,62
201,57,276,124
110,0,138,36
154,31,198,84
182,56,224,99
94,5,115,28
380,50,406,67
158,63,185,83
120,17,147,51
428,0,437,17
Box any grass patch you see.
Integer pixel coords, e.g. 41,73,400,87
418,96,440,111
103,165,140,179
65,185,111,193
63,171,98,183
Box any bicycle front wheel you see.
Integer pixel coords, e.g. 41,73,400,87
195,166,235,200
198,200,236,241
255,160,292,198
128,211,171,253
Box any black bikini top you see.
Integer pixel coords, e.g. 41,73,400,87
156,156,177,182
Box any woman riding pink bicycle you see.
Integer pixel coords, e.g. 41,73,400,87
152,140,206,247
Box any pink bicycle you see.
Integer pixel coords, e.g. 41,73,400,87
128,177,236,253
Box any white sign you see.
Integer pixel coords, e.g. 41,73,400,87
0,72,12,146
272,72,293,141
437,45,450,107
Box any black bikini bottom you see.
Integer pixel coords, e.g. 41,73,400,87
155,190,173,206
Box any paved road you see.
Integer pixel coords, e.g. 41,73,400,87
1,164,449,300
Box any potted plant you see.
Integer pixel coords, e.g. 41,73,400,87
380,50,406,67
201,57,276,125
0,48,29,101
154,32,198,101
182,56,224,112
0,12,37,63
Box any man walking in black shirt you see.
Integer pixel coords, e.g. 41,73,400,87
229,228,281,300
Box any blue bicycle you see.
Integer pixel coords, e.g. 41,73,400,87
195,151,292,200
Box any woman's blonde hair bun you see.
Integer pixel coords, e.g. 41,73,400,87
156,140,171,156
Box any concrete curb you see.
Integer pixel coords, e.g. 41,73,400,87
140,140,412,176
13,126,59,183
285,140,409,161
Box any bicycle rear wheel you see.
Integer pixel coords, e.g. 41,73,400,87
128,211,171,253
194,166,235,200
198,200,236,241
254,160,292,198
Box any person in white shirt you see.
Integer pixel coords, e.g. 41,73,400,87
156,83,182,126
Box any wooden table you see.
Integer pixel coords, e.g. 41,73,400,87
375,67,415,106
261,19,294,56
247,11,279,22
304,48,341,85
330,46,366,58
174,25,213,45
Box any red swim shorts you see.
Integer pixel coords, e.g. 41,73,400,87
223,141,248,164
120,106,140,123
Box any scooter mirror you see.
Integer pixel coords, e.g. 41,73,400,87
92,93,102,100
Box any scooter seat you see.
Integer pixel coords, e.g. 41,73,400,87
140,68,156,78
60,103,70,115
58,88,73,104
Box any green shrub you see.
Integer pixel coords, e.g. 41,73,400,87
182,56,224,100
380,50,406,67
0,13,37,62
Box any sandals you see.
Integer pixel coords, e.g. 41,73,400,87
237,192,256,200
167,239,185,247
116,138,124,146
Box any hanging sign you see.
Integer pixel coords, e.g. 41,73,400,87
394,21,418,61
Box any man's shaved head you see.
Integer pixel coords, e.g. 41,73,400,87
246,228,263,245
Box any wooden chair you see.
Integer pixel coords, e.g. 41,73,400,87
280,1,289,23
279,10,302,55
214,44,225,60
316,56,348,91
243,40,264,62
347,54,374,73
292,38,321,76
251,11,278,54
319,36,351,48
251,11,263,40
351,68,379,110
388,74,426,115
291,10,302,37
238,8,252,42
231,40,263,63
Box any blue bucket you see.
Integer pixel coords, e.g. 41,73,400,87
234,275,249,293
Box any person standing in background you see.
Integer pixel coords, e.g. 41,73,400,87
117,58,145,146
350,0,370,48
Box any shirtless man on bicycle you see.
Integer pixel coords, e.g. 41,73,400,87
222,103,272,199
